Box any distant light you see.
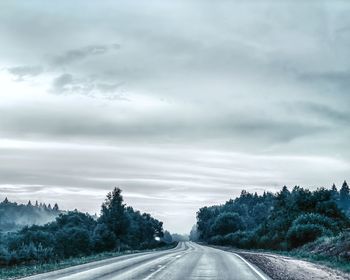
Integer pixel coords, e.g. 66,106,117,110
154,236,160,241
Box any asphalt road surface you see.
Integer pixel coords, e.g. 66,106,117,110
21,242,271,280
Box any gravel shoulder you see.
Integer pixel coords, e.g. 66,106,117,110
212,246,350,280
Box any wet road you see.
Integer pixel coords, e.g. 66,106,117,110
21,242,271,280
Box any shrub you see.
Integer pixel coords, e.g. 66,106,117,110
211,212,245,236
92,223,117,252
209,235,224,245
287,224,331,248
293,213,339,233
55,227,92,257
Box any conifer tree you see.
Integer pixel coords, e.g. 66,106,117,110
99,187,129,250
53,203,59,211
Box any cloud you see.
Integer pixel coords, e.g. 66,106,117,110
0,140,349,232
298,101,350,124
50,73,124,99
96,82,122,93
51,73,94,95
52,73,74,91
1,0,350,232
299,70,350,95
52,44,120,66
7,65,43,80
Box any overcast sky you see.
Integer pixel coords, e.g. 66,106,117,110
1,0,350,233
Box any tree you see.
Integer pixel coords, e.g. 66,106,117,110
287,224,330,248
53,203,59,211
196,184,350,250
0,187,167,266
99,187,129,250
211,212,245,236
162,230,173,243
92,223,116,252
189,225,199,241
339,181,350,212
340,181,350,201
331,183,338,193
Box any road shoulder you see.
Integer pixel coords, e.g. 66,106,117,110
210,245,350,280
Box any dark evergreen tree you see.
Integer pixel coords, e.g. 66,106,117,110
53,203,59,211
339,181,350,214
340,181,350,201
99,188,129,246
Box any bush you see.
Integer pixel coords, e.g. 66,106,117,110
209,235,224,245
211,212,245,236
0,245,10,265
287,224,331,248
293,213,339,233
92,223,117,252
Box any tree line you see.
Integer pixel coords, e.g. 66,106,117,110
0,188,169,266
0,199,60,233
195,181,350,250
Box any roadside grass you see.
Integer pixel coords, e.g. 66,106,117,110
272,233,350,274
0,243,177,280
281,250,350,274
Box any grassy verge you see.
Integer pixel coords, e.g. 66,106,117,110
0,243,177,280
277,250,350,273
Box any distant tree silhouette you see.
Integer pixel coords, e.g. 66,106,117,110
339,181,350,214
53,203,59,211
340,181,350,201
162,230,173,243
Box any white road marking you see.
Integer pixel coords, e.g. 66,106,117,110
143,264,167,280
231,252,270,280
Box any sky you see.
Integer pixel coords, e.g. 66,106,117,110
1,0,350,233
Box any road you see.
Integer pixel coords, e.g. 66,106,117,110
21,242,271,280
